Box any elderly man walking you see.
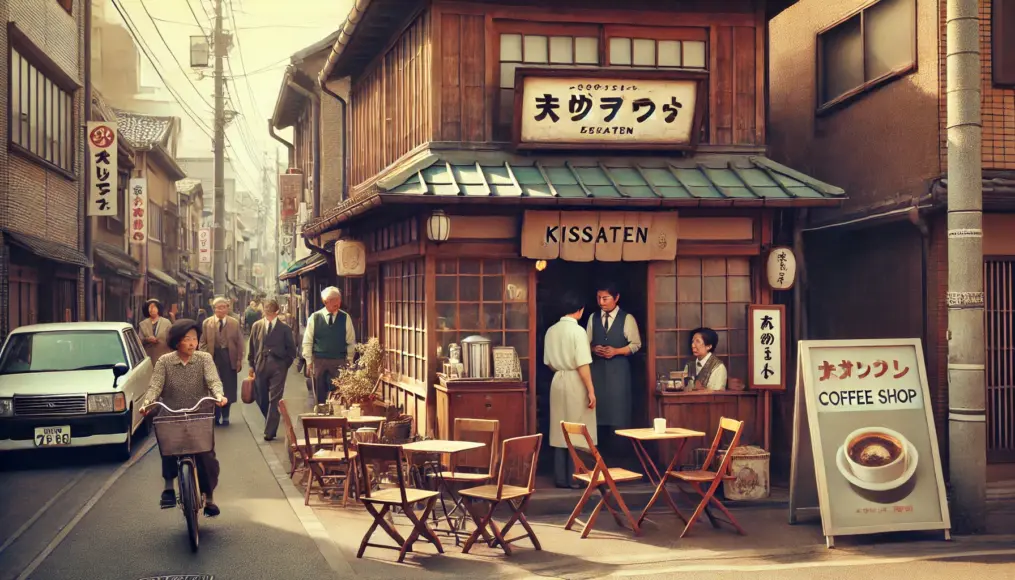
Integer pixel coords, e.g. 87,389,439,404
302,286,356,405
248,299,297,440
199,297,244,425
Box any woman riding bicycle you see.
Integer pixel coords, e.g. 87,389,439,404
142,319,229,516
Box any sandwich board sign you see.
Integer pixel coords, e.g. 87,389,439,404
788,338,950,548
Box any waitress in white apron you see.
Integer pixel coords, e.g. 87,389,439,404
544,290,598,488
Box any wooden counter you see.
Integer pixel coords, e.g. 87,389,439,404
435,374,528,445
654,390,762,467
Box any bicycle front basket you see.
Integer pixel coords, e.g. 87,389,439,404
153,412,215,456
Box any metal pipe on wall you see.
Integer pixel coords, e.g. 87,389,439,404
268,119,295,168
83,0,95,321
945,0,986,533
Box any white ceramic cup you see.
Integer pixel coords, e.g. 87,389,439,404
653,418,667,434
843,427,908,484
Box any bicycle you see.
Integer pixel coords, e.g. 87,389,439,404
142,396,219,552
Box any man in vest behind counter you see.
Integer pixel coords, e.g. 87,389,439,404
302,286,357,405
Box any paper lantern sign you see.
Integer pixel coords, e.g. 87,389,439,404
335,240,366,277
766,246,797,291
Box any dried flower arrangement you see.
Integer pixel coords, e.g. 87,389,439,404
331,337,385,405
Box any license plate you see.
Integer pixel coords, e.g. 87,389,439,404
34,426,71,447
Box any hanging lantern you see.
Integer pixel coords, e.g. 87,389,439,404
766,246,797,291
427,209,451,243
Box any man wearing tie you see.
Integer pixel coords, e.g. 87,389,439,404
200,297,244,425
587,283,642,453
248,299,297,440
301,286,357,405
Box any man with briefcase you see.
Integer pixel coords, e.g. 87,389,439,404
247,299,298,441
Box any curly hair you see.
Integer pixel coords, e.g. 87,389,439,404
167,319,202,350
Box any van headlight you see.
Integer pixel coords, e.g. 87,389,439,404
88,393,126,413
0,398,12,417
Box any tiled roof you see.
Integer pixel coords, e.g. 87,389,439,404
3,229,91,267
112,109,175,150
176,178,203,195
94,243,140,279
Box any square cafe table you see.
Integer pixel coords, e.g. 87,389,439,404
401,439,487,545
614,427,706,526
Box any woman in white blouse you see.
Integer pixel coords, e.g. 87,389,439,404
683,327,727,391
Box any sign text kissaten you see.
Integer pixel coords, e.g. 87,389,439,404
521,210,678,262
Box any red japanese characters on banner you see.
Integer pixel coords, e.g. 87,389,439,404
128,177,148,245
198,227,212,263
86,122,118,217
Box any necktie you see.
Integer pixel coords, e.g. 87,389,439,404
603,311,610,331
267,321,273,336
218,318,224,332
328,313,334,326
696,360,703,373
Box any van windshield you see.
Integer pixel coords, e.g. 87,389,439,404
0,331,127,375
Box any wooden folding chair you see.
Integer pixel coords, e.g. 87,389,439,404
303,416,358,507
356,443,443,563
459,434,543,556
560,422,643,538
279,400,309,483
656,417,745,538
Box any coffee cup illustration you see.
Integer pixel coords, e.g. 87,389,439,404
842,427,909,485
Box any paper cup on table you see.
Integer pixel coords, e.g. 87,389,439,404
653,418,667,434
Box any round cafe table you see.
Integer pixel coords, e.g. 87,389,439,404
402,439,487,545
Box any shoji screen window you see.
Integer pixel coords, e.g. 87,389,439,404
497,23,600,136
606,26,708,70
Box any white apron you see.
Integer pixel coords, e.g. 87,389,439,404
544,316,597,449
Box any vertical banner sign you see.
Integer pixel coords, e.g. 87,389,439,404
198,227,212,263
128,178,148,244
748,304,786,390
789,339,950,546
86,122,117,216
278,174,301,220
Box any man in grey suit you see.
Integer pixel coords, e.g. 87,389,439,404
248,299,297,440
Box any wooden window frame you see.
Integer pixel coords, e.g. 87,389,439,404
994,0,1015,87
814,0,918,115
7,28,78,178
383,260,427,387
149,203,163,242
434,258,532,381
653,257,753,386
604,25,709,69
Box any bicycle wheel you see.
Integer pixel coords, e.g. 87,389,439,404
179,460,200,552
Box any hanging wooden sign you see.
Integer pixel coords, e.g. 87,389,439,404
335,240,366,277
748,304,786,391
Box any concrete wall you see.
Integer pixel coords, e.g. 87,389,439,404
769,0,942,220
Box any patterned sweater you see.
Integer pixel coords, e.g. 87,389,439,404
143,351,224,411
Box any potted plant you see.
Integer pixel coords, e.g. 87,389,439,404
331,338,386,414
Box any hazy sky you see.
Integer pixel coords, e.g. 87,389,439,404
107,0,353,195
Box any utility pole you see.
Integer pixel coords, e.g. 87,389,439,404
212,0,227,297
946,0,985,533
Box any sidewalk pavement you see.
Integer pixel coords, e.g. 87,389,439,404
239,365,1015,579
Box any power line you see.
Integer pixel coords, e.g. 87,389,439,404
184,0,208,36
138,0,213,111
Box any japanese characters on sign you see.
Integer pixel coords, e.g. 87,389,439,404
86,122,118,217
749,305,785,390
517,73,702,148
198,227,212,264
791,340,950,540
278,174,301,220
128,177,148,245
766,246,797,291
520,210,678,262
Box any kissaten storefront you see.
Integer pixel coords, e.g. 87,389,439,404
305,67,845,470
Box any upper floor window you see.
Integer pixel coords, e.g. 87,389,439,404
817,0,916,112
149,203,164,242
606,27,707,69
994,0,1015,87
10,48,75,172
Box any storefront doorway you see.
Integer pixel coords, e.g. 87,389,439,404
535,260,649,472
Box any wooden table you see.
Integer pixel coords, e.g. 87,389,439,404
299,413,385,425
402,439,487,544
615,427,705,526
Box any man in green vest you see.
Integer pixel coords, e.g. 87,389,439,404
301,286,357,405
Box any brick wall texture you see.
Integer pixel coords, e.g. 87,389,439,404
939,0,1015,171
1,0,86,336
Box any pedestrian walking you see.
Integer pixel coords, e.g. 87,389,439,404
247,299,297,441
544,290,598,489
199,297,244,426
138,299,172,361
243,301,261,334
301,286,357,405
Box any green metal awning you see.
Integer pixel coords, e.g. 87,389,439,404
302,149,847,237
384,154,843,200
279,253,326,281
148,267,180,288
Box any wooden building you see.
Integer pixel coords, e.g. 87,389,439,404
301,0,847,472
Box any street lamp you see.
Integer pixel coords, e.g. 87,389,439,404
427,209,451,243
